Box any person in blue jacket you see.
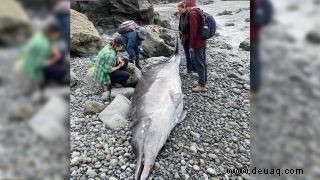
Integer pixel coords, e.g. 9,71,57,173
122,27,146,69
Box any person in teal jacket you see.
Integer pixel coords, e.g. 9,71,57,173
122,27,146,69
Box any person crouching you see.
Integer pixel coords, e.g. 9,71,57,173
94,36,130,92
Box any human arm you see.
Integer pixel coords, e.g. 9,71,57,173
126,32,137,59
43,47,62,67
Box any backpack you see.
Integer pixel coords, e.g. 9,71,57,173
195,8,216,39
253,0,273,27
118,20,140,34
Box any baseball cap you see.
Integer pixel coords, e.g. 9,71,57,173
138,27,146,40
113,36,124,45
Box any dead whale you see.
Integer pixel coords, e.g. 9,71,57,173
131,39,187,180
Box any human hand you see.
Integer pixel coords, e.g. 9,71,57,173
189,48,194,52
117,57,124,65
118,61,124,68
43,60,53,67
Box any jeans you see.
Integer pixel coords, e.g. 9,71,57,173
56,14,70,52
110,58,130,84
250,39,260,92
43,58,66,84
194,47,207,86
183,42,197,72
127,46,140,66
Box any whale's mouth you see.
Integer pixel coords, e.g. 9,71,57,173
136,160,144,179
136,159,153,180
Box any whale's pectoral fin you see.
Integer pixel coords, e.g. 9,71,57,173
178,110,187,124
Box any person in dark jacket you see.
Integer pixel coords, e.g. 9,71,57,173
186,0,207,93
178,1,197,74
122,27,146,70
250,0,273,100
53,0,70,53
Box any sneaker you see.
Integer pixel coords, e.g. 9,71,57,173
113,83,123,88
136,65,142,70
103,84,111,92
193,81,199,87
192,85,207,93
192,72,198,77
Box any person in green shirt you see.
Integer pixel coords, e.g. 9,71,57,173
22,20,62,91
94,36,130,92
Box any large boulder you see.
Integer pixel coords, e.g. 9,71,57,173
99,94,131,130
29,96,69,141
84,101,106,114
71,9,103,56
306,25,320,44
72,0,155,28
124,63,142,86
0,0,32,45
43,87,70,99
110,87,135,100
142,25,175,57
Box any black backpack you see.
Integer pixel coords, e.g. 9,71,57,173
195,8,216,39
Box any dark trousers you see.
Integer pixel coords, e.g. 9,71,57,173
110,58,130,84
127,46,140,65
43,59,66,84
183,42,197,72
250,39,260,92
193,47,207,86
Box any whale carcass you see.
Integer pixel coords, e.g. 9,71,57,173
131,40,187,180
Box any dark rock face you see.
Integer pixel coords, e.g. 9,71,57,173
72,0,155,28
0,0,32,46
70,9,103,57
17,0,58,9
150,0,181,4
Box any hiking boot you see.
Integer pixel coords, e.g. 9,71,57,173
192,84,207,93
192,72,198,77
113,83,123,88
136,64,142,70
250,90,260,101
102,84,111,92
135,60,142,70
